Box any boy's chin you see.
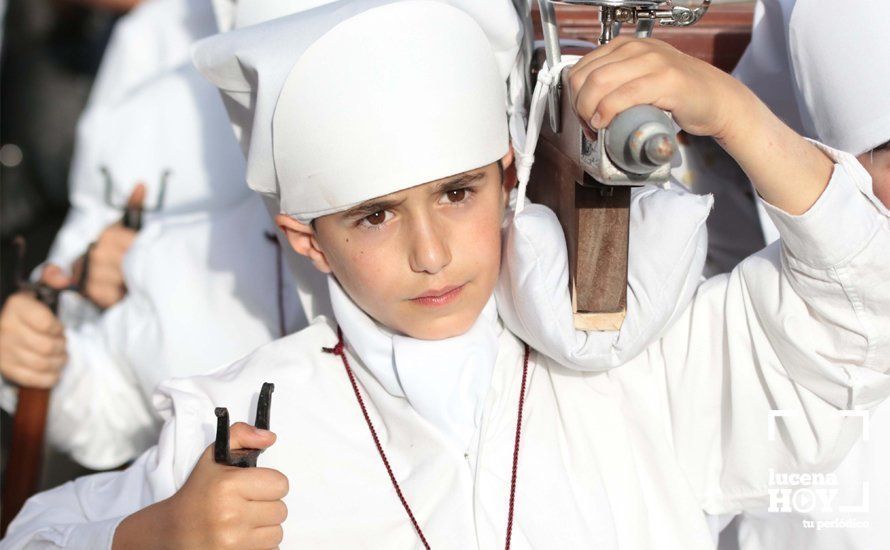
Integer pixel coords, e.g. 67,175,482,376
395,307,482,341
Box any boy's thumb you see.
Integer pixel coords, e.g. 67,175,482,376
40,264,72,290
127,183,147,209
228,421,277,451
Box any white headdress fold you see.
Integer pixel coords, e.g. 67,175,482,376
193,0,520,222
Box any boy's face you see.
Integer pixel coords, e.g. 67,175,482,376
857,146,890,208
282,152,513,340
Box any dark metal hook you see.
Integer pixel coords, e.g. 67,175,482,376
101,166,171,230
214,382,275,468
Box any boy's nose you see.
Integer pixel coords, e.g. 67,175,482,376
408,216,451,275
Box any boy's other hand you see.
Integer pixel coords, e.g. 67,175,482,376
73,185,143,309
113,422,288,550
0,265,69,388
568,36,833,215
568,36,752,141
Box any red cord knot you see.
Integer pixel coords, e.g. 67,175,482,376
321,327,346,356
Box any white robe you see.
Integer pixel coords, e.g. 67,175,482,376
2,146,889,549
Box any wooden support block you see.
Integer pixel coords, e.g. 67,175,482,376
529,133,630,331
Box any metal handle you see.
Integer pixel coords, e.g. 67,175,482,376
214,382,276,468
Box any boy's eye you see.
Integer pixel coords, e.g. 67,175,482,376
439,188,471,205
447,189,466,202
360,210,391,227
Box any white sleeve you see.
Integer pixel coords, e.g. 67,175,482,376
656,142,890,513
43,303,160,470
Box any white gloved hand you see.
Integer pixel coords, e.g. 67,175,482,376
496,185,712,371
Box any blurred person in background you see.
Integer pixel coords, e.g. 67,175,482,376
0,0,308,489
718,1,890,549
0,0,138,488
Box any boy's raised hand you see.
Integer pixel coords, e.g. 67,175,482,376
568,36,833,216
568,36,748,139
0,265,69,388
113,422,288,550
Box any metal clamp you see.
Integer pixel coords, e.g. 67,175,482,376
559,1,712,32
214,382,276,468
536,0,711,133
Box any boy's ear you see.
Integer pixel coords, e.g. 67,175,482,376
275,214,332,273
500,146,517,193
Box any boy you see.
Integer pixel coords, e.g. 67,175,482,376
3,1,888,548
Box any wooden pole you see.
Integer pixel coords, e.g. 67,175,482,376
1,387,50,535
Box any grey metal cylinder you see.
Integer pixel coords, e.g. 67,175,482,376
604,105,677,175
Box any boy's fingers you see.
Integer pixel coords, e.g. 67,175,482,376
572,58,660,127
16,301,63,336
86,264,125,288
228,421,277,452
16,327,66,357
250,525,285,549
593,75,666,129
96,227,137,254
115,230,137,252
12,345,66,374
232,467,289,501
4,363,60,388
245,500,288,527
569,41,651,97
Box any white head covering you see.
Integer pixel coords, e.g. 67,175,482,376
788,0,890,155
731,0,804,134
193,0,520,222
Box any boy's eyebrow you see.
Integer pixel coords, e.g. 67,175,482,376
342,197,404,219
433,171,486,193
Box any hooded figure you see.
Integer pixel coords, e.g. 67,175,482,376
0,0,307,469
724,1,890,549
2,1,889,548
45,0,224,269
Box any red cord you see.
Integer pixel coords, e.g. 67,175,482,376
505,342,530,550
323,327,530,549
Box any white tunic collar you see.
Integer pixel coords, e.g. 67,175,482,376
327,276,500,452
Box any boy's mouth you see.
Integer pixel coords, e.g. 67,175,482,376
410,283,466,307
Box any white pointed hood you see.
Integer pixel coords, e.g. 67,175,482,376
788,0,890,155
